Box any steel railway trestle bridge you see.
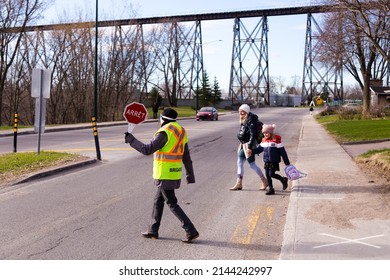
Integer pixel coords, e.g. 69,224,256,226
18,5,343,105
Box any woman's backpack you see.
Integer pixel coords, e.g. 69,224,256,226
254,119,264,144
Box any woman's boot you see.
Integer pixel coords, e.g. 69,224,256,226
230,178,243,191
259,176,268,190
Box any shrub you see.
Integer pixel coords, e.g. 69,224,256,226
319,105,339,116
337,107,363,120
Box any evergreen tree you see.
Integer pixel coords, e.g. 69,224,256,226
199,71,213,107
211,77,223,106
149,87,159,103
149,87,162,118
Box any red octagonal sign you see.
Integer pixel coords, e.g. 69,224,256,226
123,102,148,124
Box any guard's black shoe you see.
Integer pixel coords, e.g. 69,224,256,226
265,186,275,195
141,232,159,239
182,231,199,243
282,177,288,190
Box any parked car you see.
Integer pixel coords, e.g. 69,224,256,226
342,103,359,108
196,107,218,121
342,103,361,111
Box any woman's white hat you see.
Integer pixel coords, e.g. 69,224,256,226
239,104,250,113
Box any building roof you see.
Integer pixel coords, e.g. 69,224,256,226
370,86,390,95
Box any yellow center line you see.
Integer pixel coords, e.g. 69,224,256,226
230,206,259,244
266,206,274,221
230,205,274,245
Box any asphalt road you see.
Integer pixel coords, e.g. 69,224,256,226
0,107,305,259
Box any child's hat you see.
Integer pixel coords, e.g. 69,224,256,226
262,124,276,134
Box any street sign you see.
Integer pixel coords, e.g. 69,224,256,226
31,68,51,98
123,102,148,132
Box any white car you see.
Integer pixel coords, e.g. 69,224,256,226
342,103,361,110
342,103,359,108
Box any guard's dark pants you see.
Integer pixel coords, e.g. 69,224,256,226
149,188,196,235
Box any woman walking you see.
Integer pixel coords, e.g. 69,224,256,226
230,104,268,191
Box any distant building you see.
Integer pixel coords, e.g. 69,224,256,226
370,79,390,107
269,94,301,107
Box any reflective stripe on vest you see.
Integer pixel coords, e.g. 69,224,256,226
153,122,188,180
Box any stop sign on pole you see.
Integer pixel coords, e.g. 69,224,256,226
123,102,148,132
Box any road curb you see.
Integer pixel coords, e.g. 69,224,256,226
13,158,98,185
342,138,390,145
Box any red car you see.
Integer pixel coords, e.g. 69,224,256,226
196,107,218,121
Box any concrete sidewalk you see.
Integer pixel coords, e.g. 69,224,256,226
280,115,390,259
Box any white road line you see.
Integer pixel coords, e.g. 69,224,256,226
314,233,385,249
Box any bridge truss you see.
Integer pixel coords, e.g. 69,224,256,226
302,13,343,104
12,5,386,106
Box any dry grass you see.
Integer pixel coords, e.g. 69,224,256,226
356,150,390,182
0,152,89,187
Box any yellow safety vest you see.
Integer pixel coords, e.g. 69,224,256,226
153,122,188,180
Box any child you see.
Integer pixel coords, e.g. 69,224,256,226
255,124,290,195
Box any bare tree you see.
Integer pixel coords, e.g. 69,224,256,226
0,0,46,125
268,77,279,95
148,21,193,107
344,83,363,100
3,42,32,124
98,25,141,121
150,22,179,106
4,31,38,125
274,75,286,94
317,0,389,114
0,3,146,125
0,3,208,125
345,0,389,64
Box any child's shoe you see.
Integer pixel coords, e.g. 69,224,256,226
265,186,275,195
282,177,288,190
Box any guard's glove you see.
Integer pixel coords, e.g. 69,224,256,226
124,132,134,144
186,176,195,184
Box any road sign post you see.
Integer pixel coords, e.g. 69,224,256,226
31,68,51,155
123,102,148,133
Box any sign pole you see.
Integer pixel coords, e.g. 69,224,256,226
93,0,102,161
37,69,44,155
127,123,136,133
31,68,51,154
13,113,18,153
